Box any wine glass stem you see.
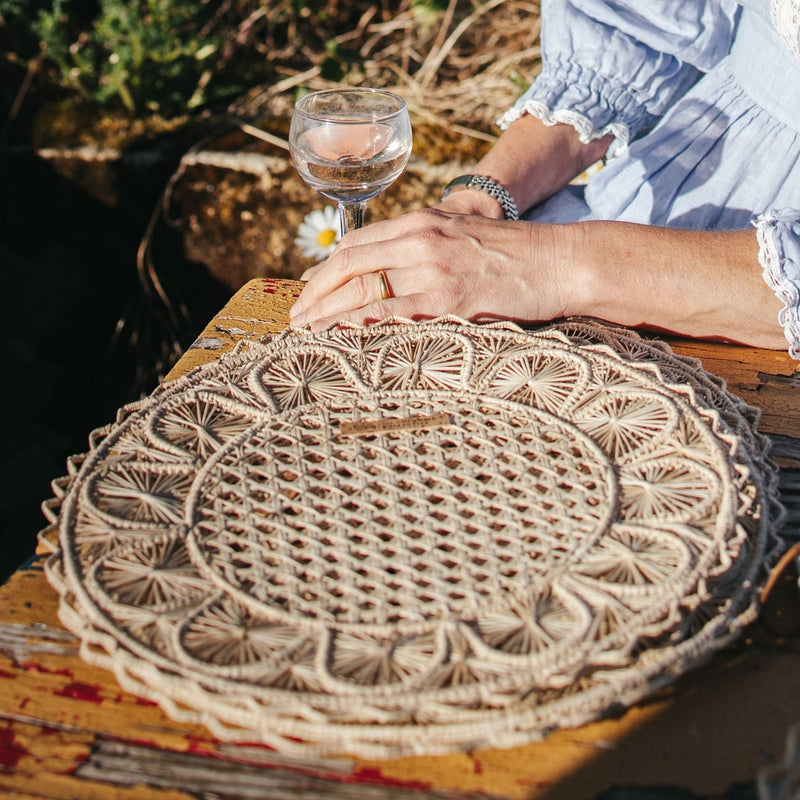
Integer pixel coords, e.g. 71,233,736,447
339,201,366,233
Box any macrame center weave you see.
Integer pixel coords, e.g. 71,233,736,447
41,318,783,757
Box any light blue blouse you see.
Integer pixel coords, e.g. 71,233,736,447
499,0,800,357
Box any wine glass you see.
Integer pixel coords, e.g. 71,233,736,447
289,88,412,235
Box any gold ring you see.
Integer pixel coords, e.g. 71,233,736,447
378,269,393,301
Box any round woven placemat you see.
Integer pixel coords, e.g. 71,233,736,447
41,317,784,757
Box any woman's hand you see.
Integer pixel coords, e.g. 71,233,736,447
289,211,787,351
289,208,572,332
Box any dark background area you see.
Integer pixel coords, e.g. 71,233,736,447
0,129,230,582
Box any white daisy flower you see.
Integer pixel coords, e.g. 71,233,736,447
295,206,341,260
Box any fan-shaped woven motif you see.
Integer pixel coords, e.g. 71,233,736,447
41,317,784,757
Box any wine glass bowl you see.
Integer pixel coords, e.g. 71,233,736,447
289,88,412,234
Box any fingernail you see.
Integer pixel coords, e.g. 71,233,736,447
289,312,306,328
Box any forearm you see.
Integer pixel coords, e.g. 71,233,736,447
564,221,787,349
443,115,612,217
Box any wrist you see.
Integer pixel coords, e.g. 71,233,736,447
441,174,519,220
438,185,507,218
548,222,593,319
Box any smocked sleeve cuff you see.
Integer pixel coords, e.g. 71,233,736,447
497,61,658,159
755,209,800,360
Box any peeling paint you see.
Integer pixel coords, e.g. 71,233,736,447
189,337,226,351
55,681,104,704
0,623,78,662
0,727,29,770
19,663,73,677
74,739,504,799
214,325,248,335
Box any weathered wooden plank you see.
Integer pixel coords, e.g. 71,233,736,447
0,621,78,662
0,717,191,800
165,277,301,381
665,337,800,439
74,737,504,799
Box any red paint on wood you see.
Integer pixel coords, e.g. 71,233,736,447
351,766,433,792
0,727,29,770
0,669,16,679
55,681,103,704
21,662,73,677
184,740,216,757
134,696,159,707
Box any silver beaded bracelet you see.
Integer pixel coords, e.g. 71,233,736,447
440,174,519,221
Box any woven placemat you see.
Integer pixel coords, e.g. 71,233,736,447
40,317,785,757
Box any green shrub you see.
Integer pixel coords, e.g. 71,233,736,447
0,0,407,118
16,0,224,114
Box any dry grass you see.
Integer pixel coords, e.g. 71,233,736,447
230,0,542,156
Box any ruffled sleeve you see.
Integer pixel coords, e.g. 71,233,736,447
755,209,800,359
499,0,739,156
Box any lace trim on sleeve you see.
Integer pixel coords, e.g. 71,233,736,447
755,210,800,359
497,101,631,159
770,0,800,62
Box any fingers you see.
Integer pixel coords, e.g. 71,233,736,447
294,236,380,313
292,216,427,326
299,292,433,333
291,268,398,329
299,262,324,282
289,207,476,329
298,207,446,282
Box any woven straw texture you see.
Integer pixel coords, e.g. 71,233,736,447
41,317,784,757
